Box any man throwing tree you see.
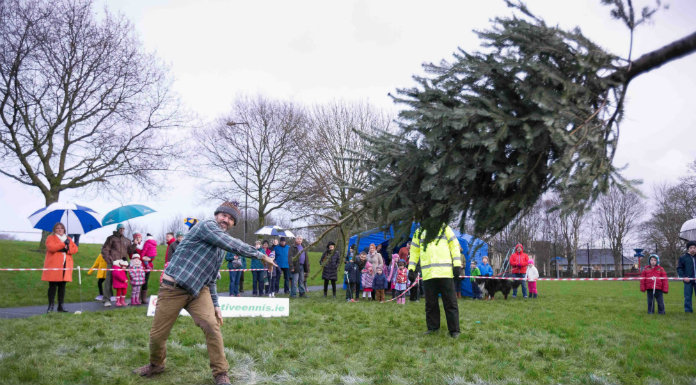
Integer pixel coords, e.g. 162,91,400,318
408,224,462,338
133,201,276,385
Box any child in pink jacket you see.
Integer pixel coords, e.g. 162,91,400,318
112,258,129,307
361,261,374,300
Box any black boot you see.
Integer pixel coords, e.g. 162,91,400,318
47,304,54,313
56,304,68,312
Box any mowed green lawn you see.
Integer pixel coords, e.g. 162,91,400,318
1,240,695,384
0,240,327,307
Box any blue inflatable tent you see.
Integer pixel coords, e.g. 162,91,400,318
346,224,488,297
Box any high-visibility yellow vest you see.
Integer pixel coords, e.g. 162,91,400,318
409,225,461,280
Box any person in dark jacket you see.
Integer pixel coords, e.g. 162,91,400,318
372,266,389,302
677,241,696,312
101,223,130,307
320,242,340,298
344,257,360,301
289,236,310,297
640,254,668,314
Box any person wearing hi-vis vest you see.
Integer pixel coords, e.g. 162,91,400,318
408,224,462,338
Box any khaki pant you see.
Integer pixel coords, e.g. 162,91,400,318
375,289,385,302
149,284,229,376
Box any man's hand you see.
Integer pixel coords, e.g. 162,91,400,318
215,307,223,326
685,278,691,283
262,255,277,268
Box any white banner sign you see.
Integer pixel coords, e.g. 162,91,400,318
147,295,289,318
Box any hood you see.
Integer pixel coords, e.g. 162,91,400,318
514,243,524,254
648,254,660,266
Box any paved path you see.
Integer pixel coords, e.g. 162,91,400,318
0,285,327,319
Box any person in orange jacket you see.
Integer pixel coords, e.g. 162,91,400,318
640,254,668,314
509,243,528,298
42,222,79,313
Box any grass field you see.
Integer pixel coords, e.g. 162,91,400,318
1,240,696,384
0,239,326,307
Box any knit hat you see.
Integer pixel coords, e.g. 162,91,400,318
133,233,141,237
398,259,406,266
280,237,286,242
116,223,125,230
687,241,696,249
528,259,534,265
649,254,660,265
175,231,184,237
131,253,141,259
214,201,241,225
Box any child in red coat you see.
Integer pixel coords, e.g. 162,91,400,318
112,258,129,307
640,254,668,315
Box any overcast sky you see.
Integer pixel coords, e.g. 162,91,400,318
1,0,695,244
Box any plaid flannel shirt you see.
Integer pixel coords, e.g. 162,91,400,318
164,219,265,307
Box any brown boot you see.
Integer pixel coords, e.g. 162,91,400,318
140,289,148,304
214,372,231,385
132,363,165,377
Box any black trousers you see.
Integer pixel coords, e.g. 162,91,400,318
647,289,665,314
323,279,336,296
97,278,105,295
48,281,67,306
346,283,357,300
423,278,460,333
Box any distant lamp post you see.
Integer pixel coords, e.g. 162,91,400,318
226,121,250,243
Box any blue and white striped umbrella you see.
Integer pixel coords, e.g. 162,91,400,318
255,225,295,238
28,202,102,234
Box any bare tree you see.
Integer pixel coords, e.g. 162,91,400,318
0,0,180,245
488,199,545,272
194,95,308,229
642,181,696,271
597,186,645,277
158,214,186,244
294,100,392,256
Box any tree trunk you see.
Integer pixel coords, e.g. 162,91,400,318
614,251,623,278
37,192,60,250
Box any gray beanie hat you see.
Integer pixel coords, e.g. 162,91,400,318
214,201,241,226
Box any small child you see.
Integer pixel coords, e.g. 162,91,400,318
344,257,360,302
526,259,539,298
265,252,277,297
395,260,408,305
640,254,668,314
129,254,146,305
373,266,388,302
87,253,107,301
361,261,374,300
386,254,399,298
112,258,129,307
470,261,482,299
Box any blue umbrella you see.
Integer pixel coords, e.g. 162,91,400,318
28,202,102,234
255,225,295,238
101,204,156,226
